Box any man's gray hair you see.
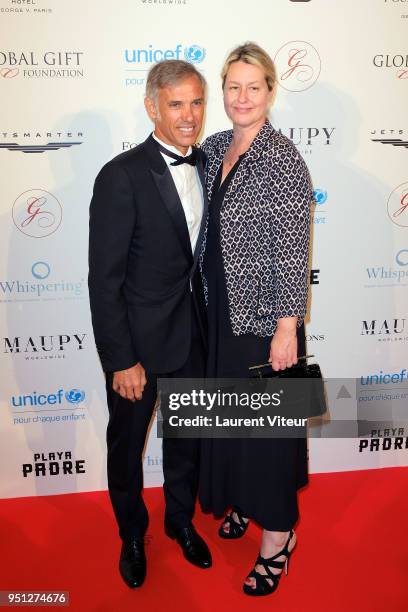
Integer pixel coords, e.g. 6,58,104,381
146,60,206,100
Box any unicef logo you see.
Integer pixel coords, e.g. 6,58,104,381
184,45,205,64
313,189,328,205
65,389,85,404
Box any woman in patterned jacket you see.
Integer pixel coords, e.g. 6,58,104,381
198,42,312,597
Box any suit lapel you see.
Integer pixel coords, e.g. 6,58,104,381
191,148,209,273
145,135,193,265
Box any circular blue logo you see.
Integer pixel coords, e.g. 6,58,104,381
312,189,327,205
396,249,408,267
184,45,206,64
31,261,51,279
65,389,85,404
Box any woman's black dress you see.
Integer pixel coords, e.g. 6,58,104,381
199,158,308,532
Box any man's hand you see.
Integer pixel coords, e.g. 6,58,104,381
112,363,147,402
269,317,298,371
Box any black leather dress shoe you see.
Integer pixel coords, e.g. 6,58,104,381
165,524,212,569
119,538,146,588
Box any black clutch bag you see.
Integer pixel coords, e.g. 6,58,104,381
248,356,327,417
248,355,322,379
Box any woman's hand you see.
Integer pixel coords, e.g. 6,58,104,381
269,317,298,371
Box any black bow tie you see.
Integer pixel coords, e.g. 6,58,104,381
155,141,198,166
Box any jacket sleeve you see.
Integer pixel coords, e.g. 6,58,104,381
88,160,139,372
272,148,312,322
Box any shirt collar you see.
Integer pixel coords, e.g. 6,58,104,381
152,132,192,161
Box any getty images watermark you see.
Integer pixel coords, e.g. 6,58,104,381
156,376,408,439
157,377,325,438
166,387,307,430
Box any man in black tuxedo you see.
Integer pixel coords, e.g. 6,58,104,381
88,60,210,588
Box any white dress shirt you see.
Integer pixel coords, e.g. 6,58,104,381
153,133,203,254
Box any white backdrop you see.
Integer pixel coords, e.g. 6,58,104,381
1,0,407,498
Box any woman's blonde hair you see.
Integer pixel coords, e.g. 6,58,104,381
221,42,276,91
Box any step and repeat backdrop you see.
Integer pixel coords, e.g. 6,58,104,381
0,0,407,498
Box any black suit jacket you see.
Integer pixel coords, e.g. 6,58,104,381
88,134,208,374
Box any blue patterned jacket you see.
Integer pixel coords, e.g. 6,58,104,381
200,119,312,337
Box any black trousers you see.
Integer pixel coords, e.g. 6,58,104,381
105,300,205,541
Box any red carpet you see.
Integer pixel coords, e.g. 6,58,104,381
1,467,407,611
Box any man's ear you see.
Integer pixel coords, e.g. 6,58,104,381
144,96,157,121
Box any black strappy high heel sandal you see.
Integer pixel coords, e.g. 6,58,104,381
218,507,249,539
243,530,295,596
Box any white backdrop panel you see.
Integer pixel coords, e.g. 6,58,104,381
0,0,407,498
